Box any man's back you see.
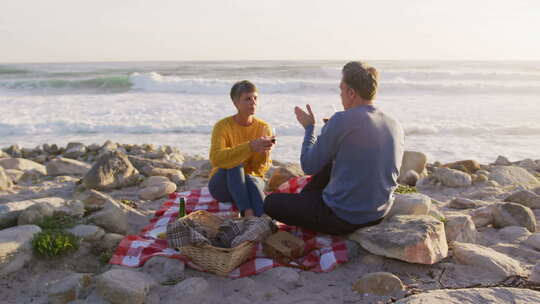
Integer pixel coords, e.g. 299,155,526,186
301,104,404,225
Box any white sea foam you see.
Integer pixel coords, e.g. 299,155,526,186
1,60,540,163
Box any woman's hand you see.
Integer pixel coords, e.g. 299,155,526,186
250,137,274,153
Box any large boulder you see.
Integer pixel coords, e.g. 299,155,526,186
431,167,472,187
46,157,91,176
489,166,540,188
348,215,448,264
492,202,536,232
4,169,24,184
398,151,427,184
0,158,47,175
386,193,431,218
0,167,13,191
0,225,41,277
96,269,157,304
267,163,304,191
504,190,540,209
82,151,142,191
452,242,524,278
444,213,477,244
395,287,540,304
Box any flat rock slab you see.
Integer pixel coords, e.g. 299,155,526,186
0,158,47,175
395,287,540,304
96,269,156,304
0,197,68,228
452,242,524,278
46,157,91,176
348,215,448,264
0,225,41,277
387,193,431,218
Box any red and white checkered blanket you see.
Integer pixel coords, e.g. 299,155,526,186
110,176,348,278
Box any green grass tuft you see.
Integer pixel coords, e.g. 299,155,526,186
36,213,79,230
395,184,417,194
32,230,80,258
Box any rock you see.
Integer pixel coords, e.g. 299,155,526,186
494,155,512,166
18,169,46,184
171,277,209,296
101,233,124,250
83,151,142,191
0,150,9,159
504,190,540,209
431,167,472,187
530,263,540,283
77,189,113,211
127,155,183,172
474,174,489,183
18,198,84,226
17,202,55,225
0,225,41,277
259,267,301,290
387,193,431,218
489,166,540,188
138,182,177,200
444,213,477,244
180,166,196,177
0,167,13,191
140,176,171,187
47,273,92,304
43,143,61,155
142,256,185,283
518,158,539,170
352,272,405,296
85,199,130,234
498,226,531,243
452,242,524,278
0,199,40,228
0,157,47,175
448,197,487,209
4,145,22,158
399,169,420,186
348,215,448,264
470,204,498,227
398,151,427,184
96,269,157,304
525,233,540,250
144,167,186,185
267,163,304,191
394,287,540,304
4,169,24,184
46,157,91,176
443,160,481,173
67,224,105,242
63,142,87,159
492,202,536,232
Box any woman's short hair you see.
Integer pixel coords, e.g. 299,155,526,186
342,61,379,101
230,80,258,101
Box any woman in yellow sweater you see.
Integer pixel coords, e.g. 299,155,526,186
208,80,275,217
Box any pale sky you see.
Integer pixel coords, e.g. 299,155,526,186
1,0,539,63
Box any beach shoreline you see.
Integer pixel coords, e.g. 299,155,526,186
1,141,540,303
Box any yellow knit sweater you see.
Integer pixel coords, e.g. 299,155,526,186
209,116,272,178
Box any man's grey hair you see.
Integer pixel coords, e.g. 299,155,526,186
342,61,379,101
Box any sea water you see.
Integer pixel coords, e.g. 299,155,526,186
1,60,539,164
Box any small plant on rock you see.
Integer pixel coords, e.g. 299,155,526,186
119,199,137,209
32,230,80,258
395,184,417,194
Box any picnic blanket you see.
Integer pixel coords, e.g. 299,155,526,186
110,176,348,278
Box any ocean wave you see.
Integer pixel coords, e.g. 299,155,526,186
0,66,31,75
0,76,132,93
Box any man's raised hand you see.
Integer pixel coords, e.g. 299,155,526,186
294,104,315,128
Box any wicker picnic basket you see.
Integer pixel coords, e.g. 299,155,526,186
179,210,255,276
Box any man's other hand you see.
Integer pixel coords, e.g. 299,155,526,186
294,104,315,128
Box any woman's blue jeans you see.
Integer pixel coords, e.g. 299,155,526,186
208,165,266,216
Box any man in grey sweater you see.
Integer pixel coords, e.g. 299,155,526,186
263,61,404,235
